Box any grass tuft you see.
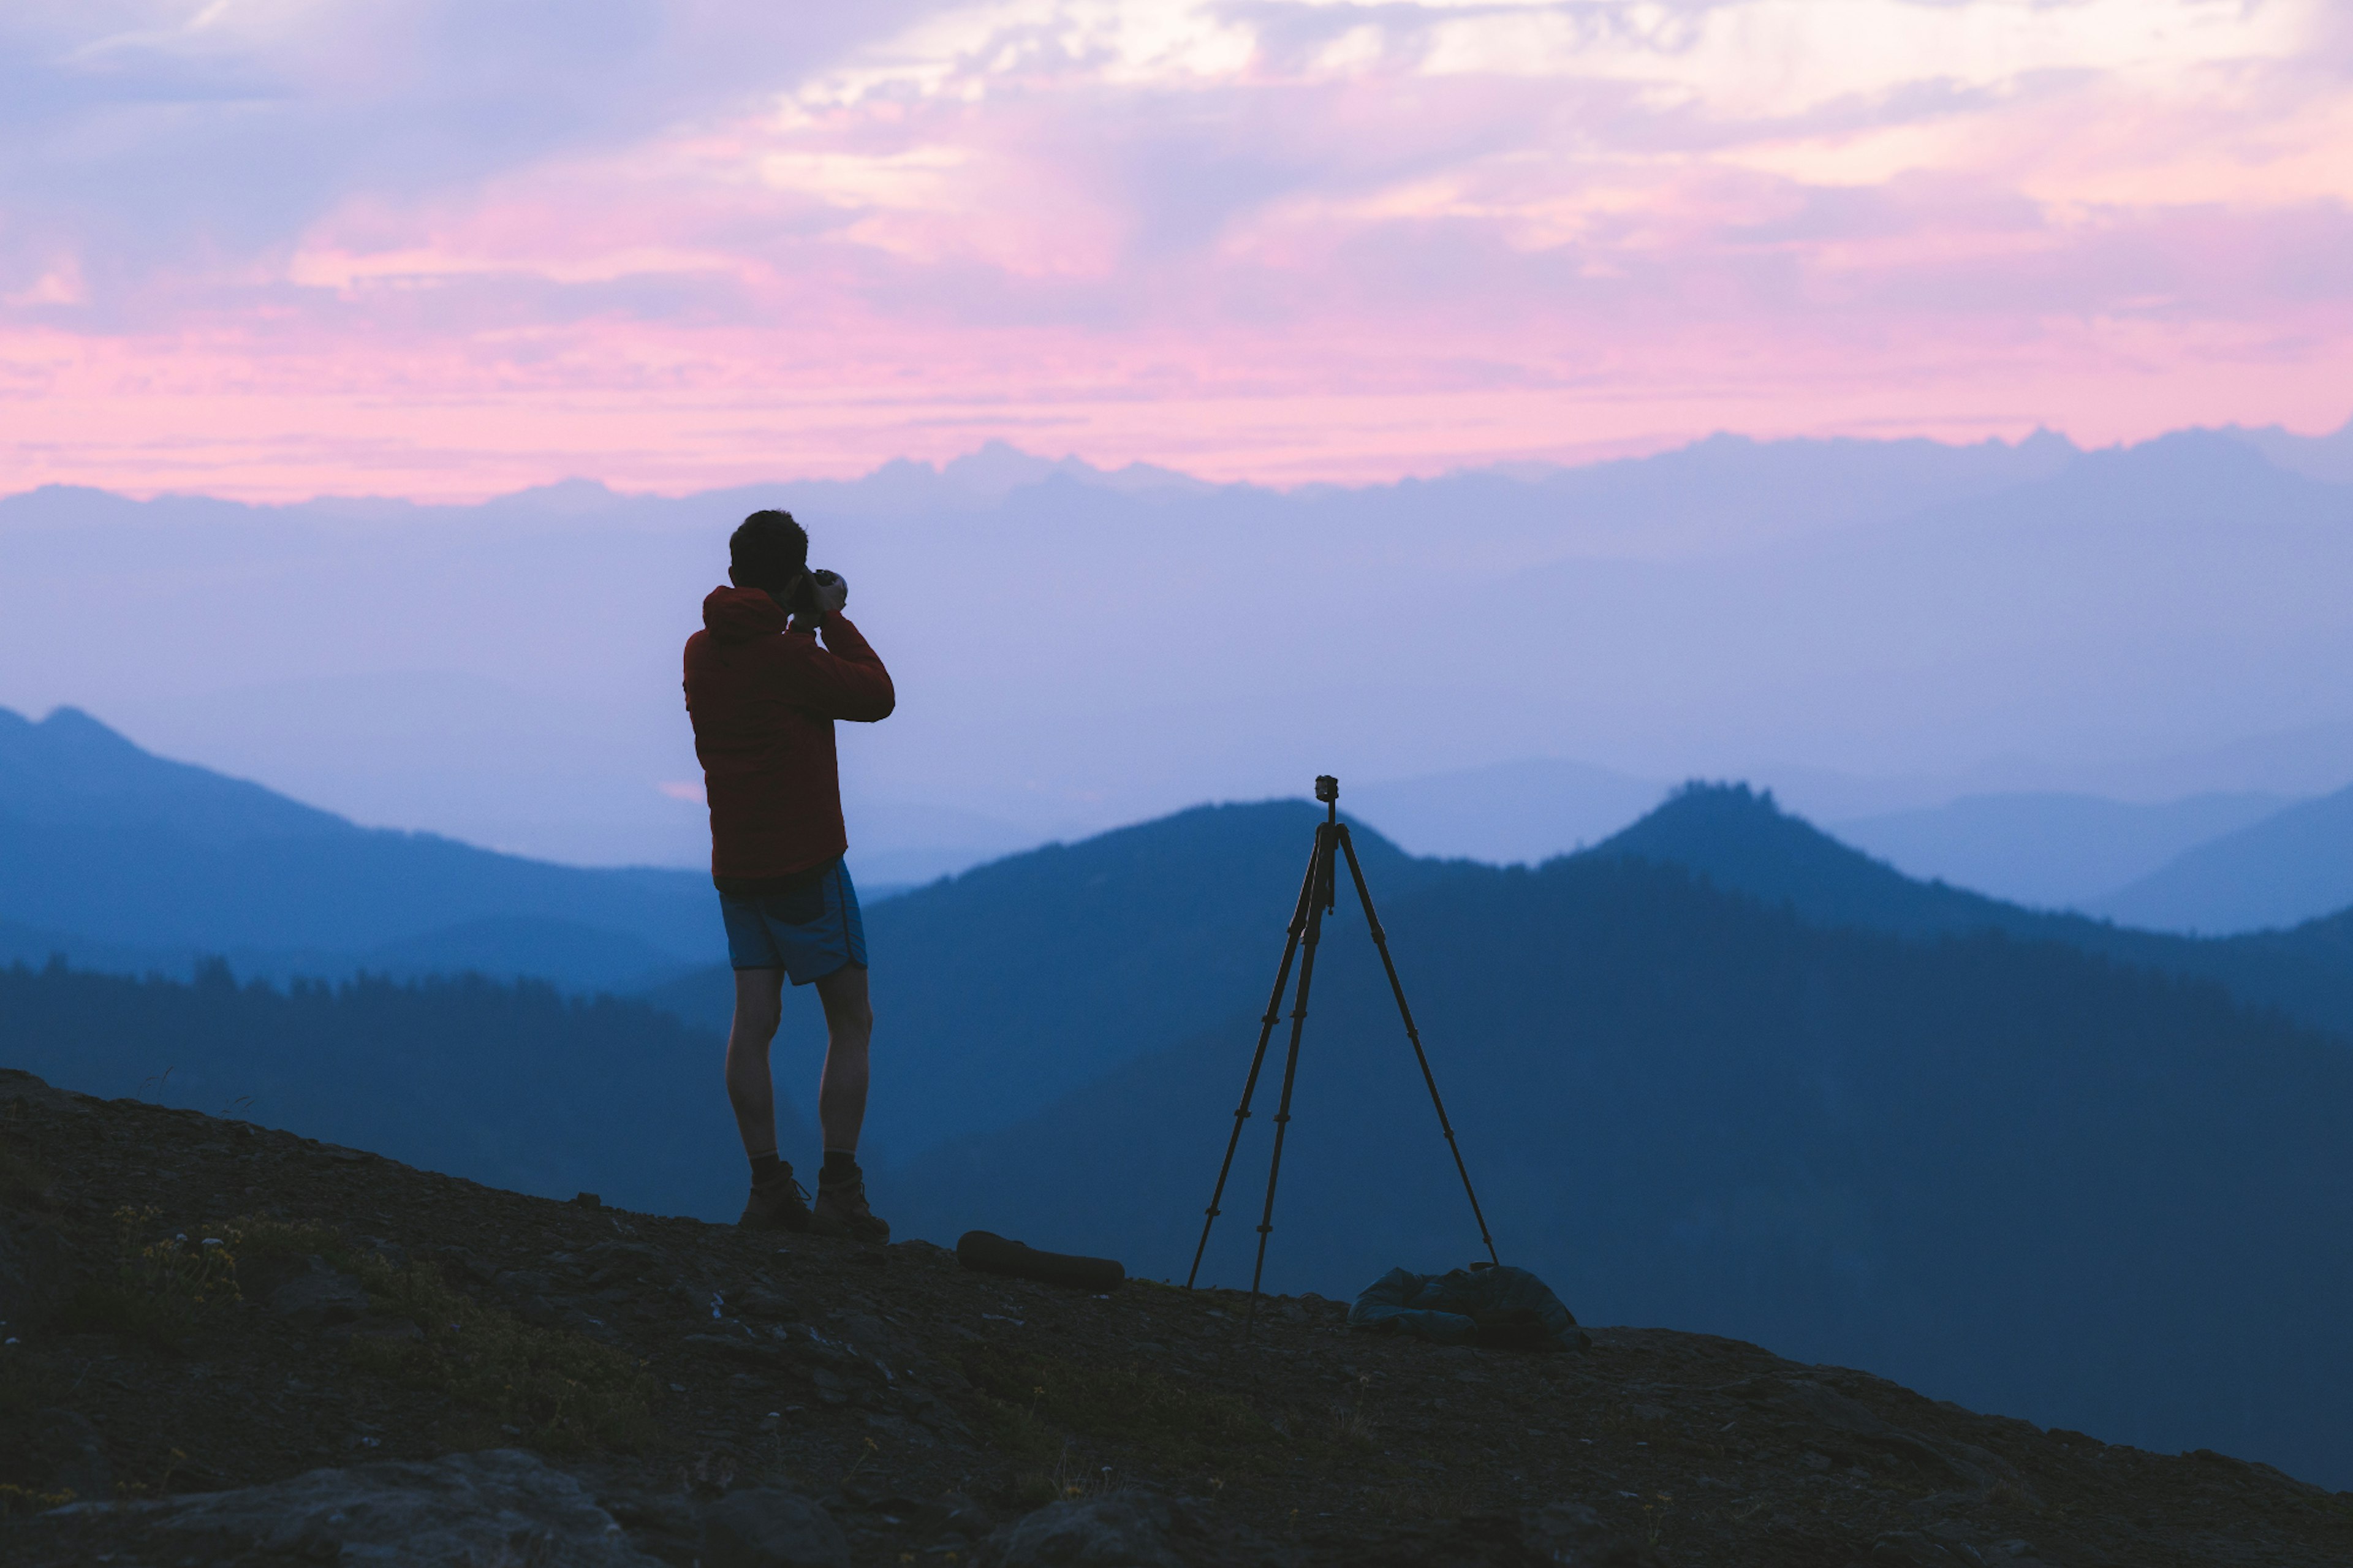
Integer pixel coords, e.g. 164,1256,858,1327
338,1249,661,1453
230,1214,352,1267
55,1207,242,1352
0,1482,78,1517
49,1207,655,1453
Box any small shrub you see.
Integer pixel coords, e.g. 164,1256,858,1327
230,1214,352,1267
0,1482,78,1517
968,1377,1062,1472
340,1252,659,1453
200,1212,656,1452
1328,1399,1378,1450
55,1208,241,1351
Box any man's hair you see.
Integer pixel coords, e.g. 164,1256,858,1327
729,510,808,592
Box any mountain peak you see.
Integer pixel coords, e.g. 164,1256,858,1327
0,704,352,842
1590,779,2020,936
1595,779,1803,860
32,704,142,752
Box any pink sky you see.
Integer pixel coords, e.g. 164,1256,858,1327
3,0,2349,501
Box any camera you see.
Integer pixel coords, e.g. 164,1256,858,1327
783,567,843,617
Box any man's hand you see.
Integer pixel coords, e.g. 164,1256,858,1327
789,569,849,633
811,570,849,617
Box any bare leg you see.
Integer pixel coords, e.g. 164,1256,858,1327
724,966,786,1158
813,964,873,1153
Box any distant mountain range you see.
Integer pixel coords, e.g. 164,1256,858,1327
15,702,2353,1063
1351,761,2353,931
1824,791,2290,910
635,784,2353,1170
1586,784,2353,1040
2087,783,2353,934
0,705,724,990
7,423,2352,873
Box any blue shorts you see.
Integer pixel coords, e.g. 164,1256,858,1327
718,859,866,985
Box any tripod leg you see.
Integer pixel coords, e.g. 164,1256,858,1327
1336,826,1502,1268
1186,836,1323,1289
1246,823,1335,1325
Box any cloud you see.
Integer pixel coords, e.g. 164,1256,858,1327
0,2,939,273
0,0,2347,498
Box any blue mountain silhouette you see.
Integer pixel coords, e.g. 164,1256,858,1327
0,705,717,983
2091,782,2353,933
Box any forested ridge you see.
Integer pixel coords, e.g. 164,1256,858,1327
0,959,770,1219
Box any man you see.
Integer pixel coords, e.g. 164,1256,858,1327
684,510,895,1241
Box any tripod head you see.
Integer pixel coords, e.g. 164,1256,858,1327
1312,775,1340,907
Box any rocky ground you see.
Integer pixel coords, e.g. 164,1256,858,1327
2,1067,2349,1567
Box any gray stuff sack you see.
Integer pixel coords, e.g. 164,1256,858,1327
1347,1264,1590,1351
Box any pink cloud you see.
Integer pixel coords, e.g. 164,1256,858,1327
1,1,2347,499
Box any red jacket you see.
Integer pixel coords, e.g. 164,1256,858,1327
684,586,895,884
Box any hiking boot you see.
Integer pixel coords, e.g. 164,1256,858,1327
738,1167,812,1232
811,1166,890,1244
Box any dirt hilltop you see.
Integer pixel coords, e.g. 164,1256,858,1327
2,1069,2347,1567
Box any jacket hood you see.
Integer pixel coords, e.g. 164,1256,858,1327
703,585,792,643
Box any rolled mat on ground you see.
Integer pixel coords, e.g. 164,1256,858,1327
1348,1265,1590,1350
954,1230,1126,1290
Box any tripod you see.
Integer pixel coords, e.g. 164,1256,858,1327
1185,775,1499,1320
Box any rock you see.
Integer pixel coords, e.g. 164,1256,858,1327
700,1487,852,1568
582,1241,668,1287
604,1487,700,1540
110,1449,660,1566
892,1237,952,1259
981,1491,1282,1567
269,1257,371,1328
736,1282,802,1321
42,1408,111,1500
937,1491,993,1537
